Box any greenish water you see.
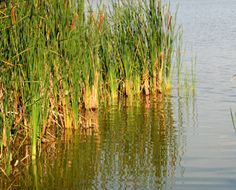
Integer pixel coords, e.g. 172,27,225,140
1,96,189,189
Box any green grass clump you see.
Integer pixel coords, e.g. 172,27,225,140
0,0,181,160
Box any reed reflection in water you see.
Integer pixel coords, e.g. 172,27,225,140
0,94,194,190
95,95,180,189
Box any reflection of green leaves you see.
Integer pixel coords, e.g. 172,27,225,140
230,109,236,132
231,74,236,81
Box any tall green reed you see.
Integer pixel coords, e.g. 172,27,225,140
0,0,182,162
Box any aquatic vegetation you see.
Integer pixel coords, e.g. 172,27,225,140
0,0,182,164
230,109,236,132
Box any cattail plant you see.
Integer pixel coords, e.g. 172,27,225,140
0,0,182,162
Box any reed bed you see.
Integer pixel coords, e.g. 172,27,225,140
0,0,181,161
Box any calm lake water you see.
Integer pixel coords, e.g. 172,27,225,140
2,0,236,189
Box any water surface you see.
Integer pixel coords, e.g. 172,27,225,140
173,0,236,189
